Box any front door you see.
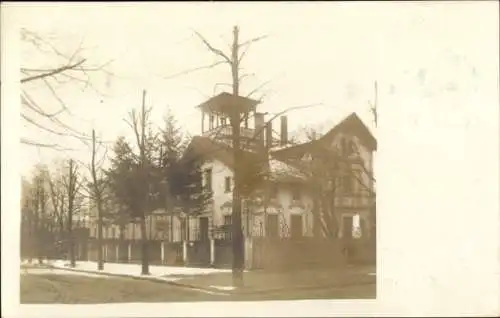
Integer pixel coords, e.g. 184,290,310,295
199,217,209,241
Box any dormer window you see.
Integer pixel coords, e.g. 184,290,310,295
220,117,227,126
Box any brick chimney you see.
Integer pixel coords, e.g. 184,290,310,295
266,121,273,149
254,112,265,146
280,116,288,146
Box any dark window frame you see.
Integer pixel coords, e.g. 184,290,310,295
223,215,232,225
204,168,213,192
224,176,231,193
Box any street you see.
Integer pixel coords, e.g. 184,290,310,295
20,267,375,303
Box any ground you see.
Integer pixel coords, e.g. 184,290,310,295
20,266,376,303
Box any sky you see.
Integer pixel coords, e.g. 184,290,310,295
5,2,499,177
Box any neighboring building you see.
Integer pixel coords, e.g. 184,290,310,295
182,93,377,242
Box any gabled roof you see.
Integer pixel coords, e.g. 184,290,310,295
271,112,377,160
321,112,377,151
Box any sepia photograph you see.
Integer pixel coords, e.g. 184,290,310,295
16,4,377,304
2,1,499,317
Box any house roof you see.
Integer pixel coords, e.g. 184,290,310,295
267,155,307,182
183,112,376,184
183,136,236,168
271,112,377,160
195,92,260,115
183,136,305,183
320,112,377,151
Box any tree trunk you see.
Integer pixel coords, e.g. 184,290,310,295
140,213,150,275
68,211,75,267
97,197,104,270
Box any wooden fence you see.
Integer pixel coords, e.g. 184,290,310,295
58,236,374,269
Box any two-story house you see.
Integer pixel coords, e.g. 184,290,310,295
181,93,377,243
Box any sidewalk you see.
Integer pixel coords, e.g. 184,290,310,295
45,260,234,294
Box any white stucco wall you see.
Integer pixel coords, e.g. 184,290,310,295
200,159,233,227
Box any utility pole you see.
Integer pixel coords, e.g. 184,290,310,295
229,25,245,287
91,128,104,270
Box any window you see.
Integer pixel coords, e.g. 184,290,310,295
204,168,212,192
223,215,232,225
290,215,303,238
224,176,231,193
340,138,347,156
348,140,356,156
291,184,301,201
221,117,227,126
266,214,279,238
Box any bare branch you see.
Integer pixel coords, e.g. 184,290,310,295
21,59,86,83
238,35,268,65
245,80,272,99
193,30,232,64
238,35,269,48
162,60,226,80
20,138,64,149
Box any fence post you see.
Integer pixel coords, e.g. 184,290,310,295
182,240,188,264
244,237,253,269
210,238,215,266
127,242,132,262
115,243,119,262
161,241,165,264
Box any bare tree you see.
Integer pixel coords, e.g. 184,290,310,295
167,26,323,286
89,129,109,270
25,166,50,264
117,90,155,275
47,167,68,257
20,28,114,149
61,159,82,267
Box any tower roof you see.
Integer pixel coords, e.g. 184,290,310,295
195,92,260,114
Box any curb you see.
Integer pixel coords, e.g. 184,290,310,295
44,264,230,296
